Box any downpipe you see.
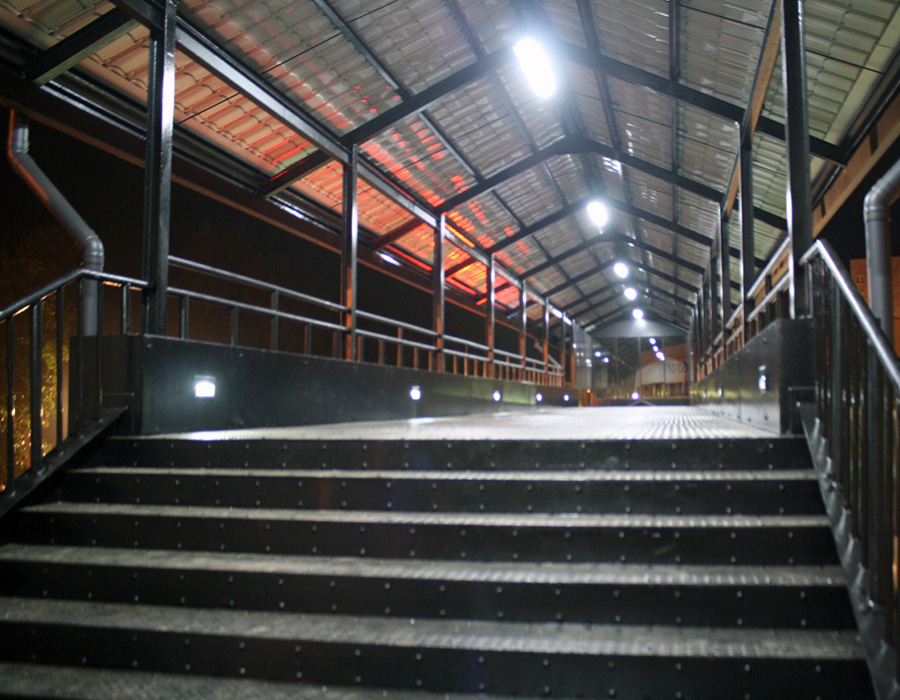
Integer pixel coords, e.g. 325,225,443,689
7,111,104,335
863,157,900,341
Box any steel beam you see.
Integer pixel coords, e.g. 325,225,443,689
486,255,496,377
780,0,814,317
342,145,359,361
141,0,176,335
558,39,847,167
258,151,331,198
24,9,136,85
719,219,733,327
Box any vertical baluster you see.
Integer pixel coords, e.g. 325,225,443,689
271,290,280,351
29,300,43,471
56,288,65,444
95,281,103,420
6,317,15,490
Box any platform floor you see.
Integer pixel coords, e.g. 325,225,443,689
160,406,779,441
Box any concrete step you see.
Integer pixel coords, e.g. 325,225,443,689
59,466,823,515
11,502,837,566
100,436,812,472
0,544,855,629
0,597,871,698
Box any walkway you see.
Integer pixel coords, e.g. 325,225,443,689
158,406,777,441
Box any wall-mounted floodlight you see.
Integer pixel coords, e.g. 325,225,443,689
514,37,556,98
535,392,543,403
586,200,609,228
492,390,503,402
409,385,422,401
193,376,216,398
613,262,629,279
632,308,644,320
623,286,638,301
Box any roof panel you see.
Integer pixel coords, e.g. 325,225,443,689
590,0,670,78
331,0,478,94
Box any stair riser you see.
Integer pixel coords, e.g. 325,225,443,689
0,621,872,699
60,472,823,515
0,561,855,629
12,512,836,566
101,438,810,472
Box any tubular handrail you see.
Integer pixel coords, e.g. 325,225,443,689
356,309,438,337
167,287,347,334
169,256,347,314
745,272,789,325
0,269,148,323
356,329,436,353
801,239,900,390
746,235,790,302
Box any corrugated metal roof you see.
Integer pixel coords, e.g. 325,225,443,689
1,0,898,331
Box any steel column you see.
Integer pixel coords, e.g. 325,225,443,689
342,145,359,361
720,218,732,333
433,215,446,372
780,0,814,318
740,137,757,337
485,255,496,378
543,301,550,374
141,0,176,336
519,284,527,378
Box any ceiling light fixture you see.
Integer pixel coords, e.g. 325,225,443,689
514,37,556,99
632,308,644,320
623,286,638,301
586,200,609,228
613,262,629,279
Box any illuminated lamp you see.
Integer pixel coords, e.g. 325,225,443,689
535,393,543,403
632,308,644,320
586,200,609,228
193,376,216,398
409,386,422,401
514,37,556,98
623,287,638,301
492,390,503,402
613,262,629,279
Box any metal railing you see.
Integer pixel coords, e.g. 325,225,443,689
801,239,900,693
1,268,148,499
2,256,565,505
169,256,564,385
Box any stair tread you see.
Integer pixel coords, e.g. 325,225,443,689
0,662,511,700
74,466,817,482
0,596,865,659
0,544,847,587
22,502,831,528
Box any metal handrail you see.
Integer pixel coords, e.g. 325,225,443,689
746,235,790,301
356,309,438,337
170,255,346,313
746,272,789,325
802,240,900,388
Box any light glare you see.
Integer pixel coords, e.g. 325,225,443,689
535,392,543,403
623,286,638,301
193,378,216,398
409,385,422,401
613,262,629,279
586,200,609,228
632,308,644,320
631,391,640,400
492,390,502,402
514,38,556,99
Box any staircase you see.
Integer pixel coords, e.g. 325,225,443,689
0,433,874,698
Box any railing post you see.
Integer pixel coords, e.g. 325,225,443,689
179,297,189,340
56,288,65,445
141,0,177,335
271,290,280,351
543,301,550,378
829,276,845,480
341,144,359,361
781,0,814,318
720,215,732,343
486,255,496,378
433,214,445,372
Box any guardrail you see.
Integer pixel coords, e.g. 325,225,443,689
1,269,148,499
801,239,900,697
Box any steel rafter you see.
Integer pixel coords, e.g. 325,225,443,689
24,9,136,85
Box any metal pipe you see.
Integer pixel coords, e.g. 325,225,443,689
7,112,104,335
862,156,900,342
